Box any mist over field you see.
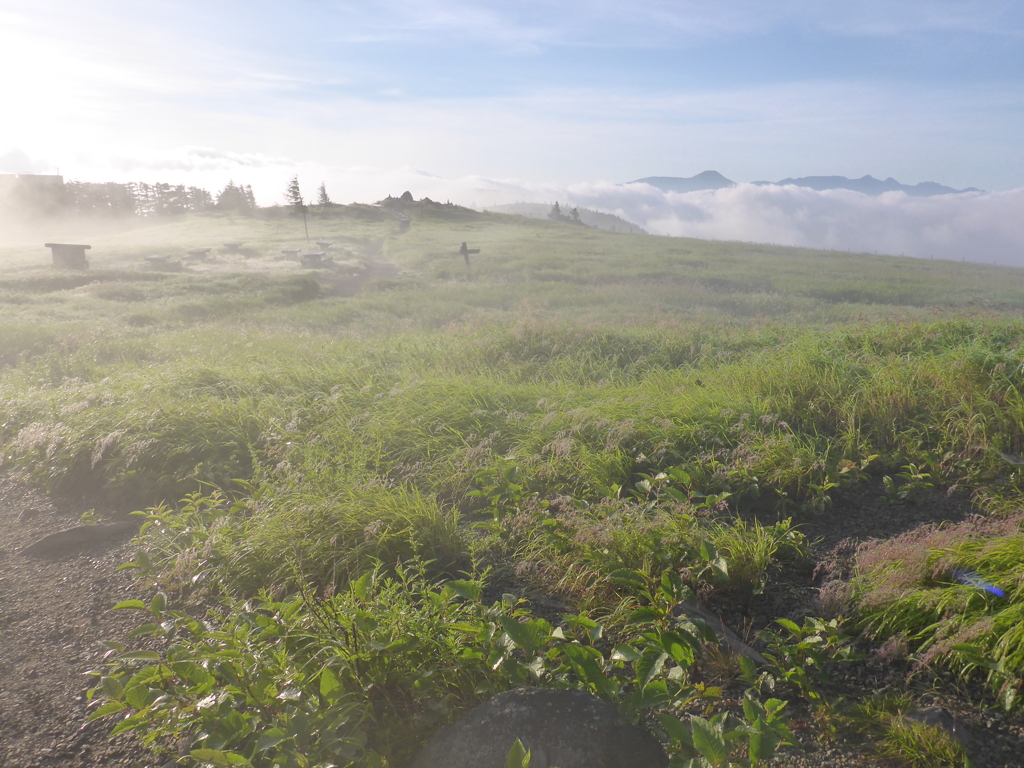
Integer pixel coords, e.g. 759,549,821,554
141,158,1020,266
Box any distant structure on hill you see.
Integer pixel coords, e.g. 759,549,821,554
485,202,647,235
627,170,979,197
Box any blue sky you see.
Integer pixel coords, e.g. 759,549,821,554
3,0,1024,266
2,0,1022,194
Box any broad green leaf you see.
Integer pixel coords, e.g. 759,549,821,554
660,631,696,667
320,667,340,698
499,617,551,653
611,644,641,662
775,618,801,635
123,684,158,710
385,634,421,653
112,600,148,611
256,727,288,752
87,700,125,721
506,738,530,768
100,675,123,702
636,679,671,708
150,591,167,614
351,572,372,601
445,579,483,602
657,713,693,747
661,569,685,602
739,655,757,679
562,644,617,697
189,749,253,767
608,569,648,590
626,607,662,625
636,647,668,687
690,716,728,768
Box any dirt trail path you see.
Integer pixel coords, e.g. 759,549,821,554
0,473,150,767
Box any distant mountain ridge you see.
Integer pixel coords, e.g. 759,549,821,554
628,171,980,197
753,175,980,196
628,171,735,193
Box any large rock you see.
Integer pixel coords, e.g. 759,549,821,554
410,687,669,768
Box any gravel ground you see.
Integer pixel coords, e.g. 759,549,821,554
0,472,153,767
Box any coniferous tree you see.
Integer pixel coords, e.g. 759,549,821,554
285,175,310,242
316,181,330,206
217,180,252,213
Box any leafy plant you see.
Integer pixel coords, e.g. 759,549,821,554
762,617,858,704
882,463,934,505
92,562,801,768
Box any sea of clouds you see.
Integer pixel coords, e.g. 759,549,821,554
5,145,1022,267
321,167,1024,267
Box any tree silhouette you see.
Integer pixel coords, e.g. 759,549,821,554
316,181,330,206
285,175,310,243
216,180,252,214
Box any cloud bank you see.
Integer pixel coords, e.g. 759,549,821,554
7,141,1022,267
566,182,1024,265
314,168,1024,267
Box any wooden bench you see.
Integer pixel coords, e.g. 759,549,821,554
186,248,212,260
44,243,90,269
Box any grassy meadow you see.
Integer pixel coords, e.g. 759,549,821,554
3,202,1024,767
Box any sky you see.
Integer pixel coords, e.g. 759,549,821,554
2,1,1023,261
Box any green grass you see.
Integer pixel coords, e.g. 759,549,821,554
5,205,1024,766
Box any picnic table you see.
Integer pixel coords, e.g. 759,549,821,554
300,252,332,267
222,242,244,253
186,248,212,260
44,243,90,269
316,241,334,249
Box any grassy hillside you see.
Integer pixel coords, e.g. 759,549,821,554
2,204,1023,767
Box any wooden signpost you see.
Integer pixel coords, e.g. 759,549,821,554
460,242,480,267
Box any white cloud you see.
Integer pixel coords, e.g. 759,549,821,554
278,166,1024,267
590,183,1024,265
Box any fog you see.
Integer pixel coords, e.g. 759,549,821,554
306,166,1024,266
4,148,1023,266
569,182,1024,265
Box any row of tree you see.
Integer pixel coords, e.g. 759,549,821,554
3,173,333,219
285,176,331,207
65,181,220,216
548,201,584,224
